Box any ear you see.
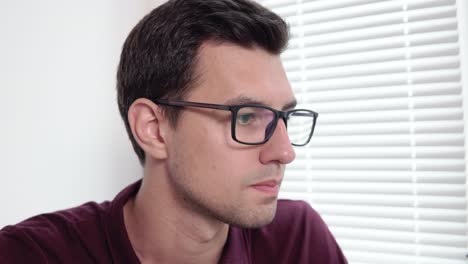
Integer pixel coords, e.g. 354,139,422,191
128,98,169,160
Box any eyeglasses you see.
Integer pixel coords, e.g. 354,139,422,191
152,99,318,146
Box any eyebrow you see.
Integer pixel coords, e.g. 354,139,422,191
224,95,297,111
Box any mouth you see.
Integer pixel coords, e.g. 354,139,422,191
250,179,281,196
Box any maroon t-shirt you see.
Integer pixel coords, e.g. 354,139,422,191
0,180,347,263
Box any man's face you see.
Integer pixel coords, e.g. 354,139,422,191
165,43,296,228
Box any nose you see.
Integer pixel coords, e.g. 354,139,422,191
259,119,296,165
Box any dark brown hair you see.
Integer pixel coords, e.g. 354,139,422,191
116,0,289,165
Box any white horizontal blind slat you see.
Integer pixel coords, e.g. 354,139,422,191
259,0,467,263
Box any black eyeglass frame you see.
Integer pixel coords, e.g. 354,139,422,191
151,98,319,146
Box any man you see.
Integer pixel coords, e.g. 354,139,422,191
0,0,347,263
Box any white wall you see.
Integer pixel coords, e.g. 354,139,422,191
0,0,159,227
148,0,167,8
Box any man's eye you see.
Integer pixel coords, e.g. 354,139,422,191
237,113,256,125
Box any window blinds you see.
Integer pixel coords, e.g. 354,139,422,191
258,0,468,263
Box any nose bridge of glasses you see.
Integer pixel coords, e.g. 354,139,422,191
263,110,287,141
266,115,293,149
278,111,289,126
272,114,288,137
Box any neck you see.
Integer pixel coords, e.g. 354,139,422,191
123,161,229,264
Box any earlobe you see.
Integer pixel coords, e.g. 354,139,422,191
128,98,169,160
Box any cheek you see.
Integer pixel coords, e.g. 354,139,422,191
169,117,260,188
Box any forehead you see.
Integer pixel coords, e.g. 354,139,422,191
189,42,295,109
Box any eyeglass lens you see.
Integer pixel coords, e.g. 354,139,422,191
287,110,315,146
234,106,315,145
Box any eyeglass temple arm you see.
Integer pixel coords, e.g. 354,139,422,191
153,99,231,111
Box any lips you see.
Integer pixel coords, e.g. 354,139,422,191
250,179,280,195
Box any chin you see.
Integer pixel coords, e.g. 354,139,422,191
226,201,278,228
